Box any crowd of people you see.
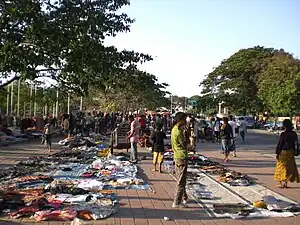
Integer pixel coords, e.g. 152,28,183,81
170,112,299,208
1,110,299,210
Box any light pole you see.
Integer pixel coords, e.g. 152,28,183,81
33,85,37,116
17,79,20,117
6,85,10,115
29,84,33,116
67,92,70,114
170,94,173,114
55,90,59,118
10,82,14,115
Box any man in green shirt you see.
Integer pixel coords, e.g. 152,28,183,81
171,112,188,208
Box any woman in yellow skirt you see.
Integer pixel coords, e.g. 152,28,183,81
274,119,299,188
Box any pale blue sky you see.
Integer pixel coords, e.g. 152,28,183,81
106,0,299,97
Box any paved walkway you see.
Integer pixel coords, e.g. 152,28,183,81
0,139,300,225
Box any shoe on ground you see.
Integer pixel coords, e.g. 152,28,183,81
172,202,188,208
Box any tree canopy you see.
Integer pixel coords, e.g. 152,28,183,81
0,0,170,113
0,0,151,93
200,46,300,116
257,51,300,116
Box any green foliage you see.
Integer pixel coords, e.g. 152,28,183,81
0,0,152,93
257,51,300,116
201,46,277,114
171,95,187,110
187,95,217,115
201,46,300,116
84,69,170,111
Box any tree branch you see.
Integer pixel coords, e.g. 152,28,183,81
0,76,20,89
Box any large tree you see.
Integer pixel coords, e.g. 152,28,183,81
188,94,217,115
85,69,170,111
0,0,151,93
257,51,300,116
200,46,277,115
171,95,187,111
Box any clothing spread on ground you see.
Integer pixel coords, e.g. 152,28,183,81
0,134,148,223
161,150,300,219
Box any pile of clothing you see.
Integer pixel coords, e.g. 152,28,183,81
58,135,97,148
0,136,147,223
217,171,252,186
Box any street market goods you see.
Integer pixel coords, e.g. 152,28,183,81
163,151,300,219
0,135,148,222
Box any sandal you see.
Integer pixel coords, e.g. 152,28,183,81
276,182,285,188
282,182,288,188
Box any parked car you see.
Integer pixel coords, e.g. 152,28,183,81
264,121,284,131
236,116,256,129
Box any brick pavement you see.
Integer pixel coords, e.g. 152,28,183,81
0,140,300,225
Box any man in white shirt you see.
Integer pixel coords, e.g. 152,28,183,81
213,118,221,142
186,115,191,127
228,116,237,157
239,117,247,143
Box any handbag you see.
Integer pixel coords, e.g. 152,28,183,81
295,136,300,156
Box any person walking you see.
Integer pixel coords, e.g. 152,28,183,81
228,116,237,157
274,119,299,188
127,115,140,163
239,117,247,143
171,112,188,208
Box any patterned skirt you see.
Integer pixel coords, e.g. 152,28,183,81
274,149,300,183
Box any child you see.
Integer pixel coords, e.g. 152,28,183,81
151,123,166,173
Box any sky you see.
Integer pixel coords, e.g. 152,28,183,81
105,0,300,97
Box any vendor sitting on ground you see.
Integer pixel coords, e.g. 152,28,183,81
151,123,166,173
